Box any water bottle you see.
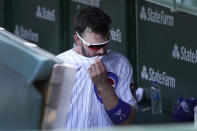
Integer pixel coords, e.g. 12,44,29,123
194,105,197,127
151,81,162,114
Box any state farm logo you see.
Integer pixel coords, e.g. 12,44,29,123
36,5,56,22
140,6,147,21
172,44,181,60
14,25,39,43
139,6,174,27
141,65,176,88
172,43,197,64
141,65,149,80
110,28,122,43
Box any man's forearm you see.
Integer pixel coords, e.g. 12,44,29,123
98,84,119,110
98,84,135,125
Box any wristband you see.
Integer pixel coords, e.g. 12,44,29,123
105,98,131,124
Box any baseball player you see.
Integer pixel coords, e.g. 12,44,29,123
57,7,137,129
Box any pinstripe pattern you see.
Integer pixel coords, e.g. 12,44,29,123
57,49,137,129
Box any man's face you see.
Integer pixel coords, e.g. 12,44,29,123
77,29,111,57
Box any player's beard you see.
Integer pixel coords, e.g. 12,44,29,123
81,44,88,57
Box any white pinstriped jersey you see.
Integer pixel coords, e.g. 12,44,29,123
57,49,137,129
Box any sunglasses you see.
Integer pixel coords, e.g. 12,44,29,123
76,31,111,50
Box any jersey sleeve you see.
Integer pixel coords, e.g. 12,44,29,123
115,56,137,108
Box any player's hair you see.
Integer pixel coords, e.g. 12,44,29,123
74,7,111,37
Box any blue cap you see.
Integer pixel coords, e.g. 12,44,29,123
172,97,197,122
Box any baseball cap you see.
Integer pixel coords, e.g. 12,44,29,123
172,97,197,122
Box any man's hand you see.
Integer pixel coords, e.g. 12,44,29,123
88,58,110,92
